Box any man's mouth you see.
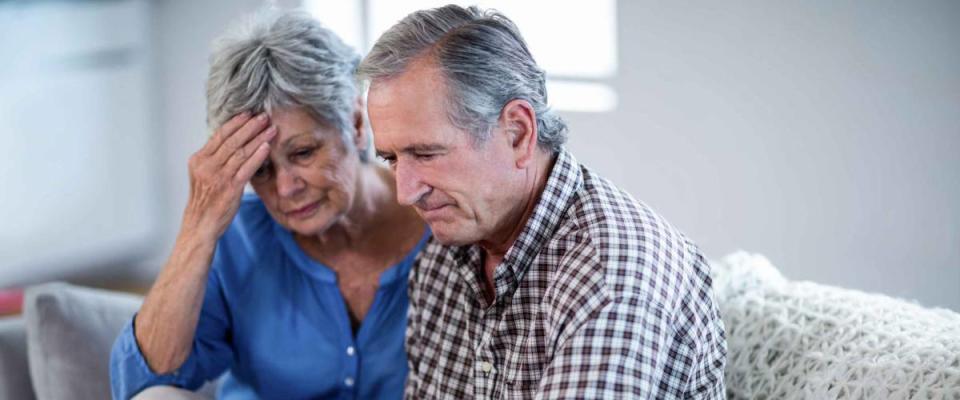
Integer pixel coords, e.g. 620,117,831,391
418,203,453,218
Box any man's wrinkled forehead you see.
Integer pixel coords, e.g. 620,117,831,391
367,57,457,149
367,55,446,108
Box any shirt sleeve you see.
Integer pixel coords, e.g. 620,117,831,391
534,294,723,399
109,265,235,400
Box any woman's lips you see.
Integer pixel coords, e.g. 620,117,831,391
286,201,320,219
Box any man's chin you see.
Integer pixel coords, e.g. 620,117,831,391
428,223,476,246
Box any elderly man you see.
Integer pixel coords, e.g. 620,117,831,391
360,5,726,399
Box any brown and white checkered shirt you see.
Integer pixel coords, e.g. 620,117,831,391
405,150,726,399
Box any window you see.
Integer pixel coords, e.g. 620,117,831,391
306,0,618,112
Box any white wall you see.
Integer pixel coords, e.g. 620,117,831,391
564,1,959,309
133,0,958,310
0,0,161,285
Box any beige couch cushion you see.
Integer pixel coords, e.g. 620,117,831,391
713,252,960,399
24,282,142,400
0,316,35,400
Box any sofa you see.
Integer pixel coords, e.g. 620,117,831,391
714,252,960,399
1,252,958,399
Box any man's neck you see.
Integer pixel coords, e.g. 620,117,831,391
478,151,556,302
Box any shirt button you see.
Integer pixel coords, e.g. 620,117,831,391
344,377,355,387
346,346,355,356
479,361,494,374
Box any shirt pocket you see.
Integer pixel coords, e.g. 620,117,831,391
502,318,550,399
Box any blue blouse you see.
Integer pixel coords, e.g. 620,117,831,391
110,194,429,400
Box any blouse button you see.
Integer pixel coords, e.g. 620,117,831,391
346,346,355,356
344,377,355,387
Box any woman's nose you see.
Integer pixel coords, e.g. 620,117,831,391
275,167,305,198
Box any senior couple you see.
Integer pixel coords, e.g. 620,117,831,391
111,5,726,399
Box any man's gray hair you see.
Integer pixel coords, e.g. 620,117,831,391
358,5,567,152
206,10,366,159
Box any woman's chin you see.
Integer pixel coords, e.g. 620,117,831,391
284,215,338,238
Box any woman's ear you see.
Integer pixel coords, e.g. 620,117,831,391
352,97,367,151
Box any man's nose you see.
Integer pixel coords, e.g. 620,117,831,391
394,160,430,206
275,166,305,198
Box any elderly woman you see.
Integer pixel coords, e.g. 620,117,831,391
109,11,427,400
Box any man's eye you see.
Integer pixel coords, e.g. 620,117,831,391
378,155,397,166
415,153,437,161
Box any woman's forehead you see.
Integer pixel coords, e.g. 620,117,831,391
270,108,339,138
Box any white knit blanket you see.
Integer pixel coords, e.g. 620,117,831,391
713,252,960,399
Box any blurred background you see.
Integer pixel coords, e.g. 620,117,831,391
0,0,957,310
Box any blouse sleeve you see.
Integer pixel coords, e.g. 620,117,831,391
109,251,236,400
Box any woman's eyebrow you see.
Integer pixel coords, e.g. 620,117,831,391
279,133,320,147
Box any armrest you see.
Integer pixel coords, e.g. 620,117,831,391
24,282,143,400
0,316,35,400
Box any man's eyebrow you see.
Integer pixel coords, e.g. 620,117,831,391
403,143,447,153
377,143,448,158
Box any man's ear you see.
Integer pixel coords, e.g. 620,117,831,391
499,99,538,168
352,96,367,152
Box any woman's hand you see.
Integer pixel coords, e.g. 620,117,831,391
182,112,276,241
134,112,275,374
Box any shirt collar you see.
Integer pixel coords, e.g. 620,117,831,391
454,149,584,300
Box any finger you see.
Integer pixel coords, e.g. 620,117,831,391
213,113,270,164
235,142,271,183
202,112,251,155
224,125,276,176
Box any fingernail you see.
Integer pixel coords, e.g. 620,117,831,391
258,113,268,121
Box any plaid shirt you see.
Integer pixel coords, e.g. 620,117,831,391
405,150,726,399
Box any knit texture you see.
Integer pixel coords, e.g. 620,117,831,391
713,251,960,399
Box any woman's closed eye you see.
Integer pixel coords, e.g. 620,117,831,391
290,146,316,162
253,160,273,181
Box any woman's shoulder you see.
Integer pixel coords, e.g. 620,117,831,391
208,193,286,286
238,192,270,217
232,192,274,233
216,193,278,259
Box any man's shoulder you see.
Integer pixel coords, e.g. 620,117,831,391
540,166,722,357
567,166,695,259
554,166,701,305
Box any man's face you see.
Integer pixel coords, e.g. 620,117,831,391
368,59,522,245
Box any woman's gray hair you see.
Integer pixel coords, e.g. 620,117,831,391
206,10,367,160
358,5,567,152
